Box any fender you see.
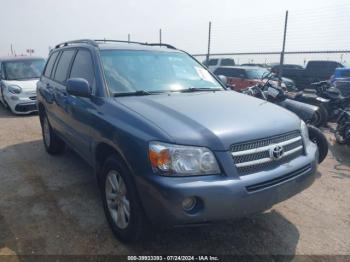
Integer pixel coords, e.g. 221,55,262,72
277,99,319,122
315,97,330,103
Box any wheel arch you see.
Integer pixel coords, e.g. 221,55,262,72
94,142,135,186
37,102,46,123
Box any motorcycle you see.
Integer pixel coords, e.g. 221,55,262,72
335,109,350,145
240,75,328,163
310,81,350,122
258,73,330,127
283,91,330,127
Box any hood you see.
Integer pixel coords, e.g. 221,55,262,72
115,91,301,151
2,79,39,93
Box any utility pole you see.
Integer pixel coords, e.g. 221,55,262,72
128,34,130,43
205,21,212,66
279,10,288,82
159,29,162,44
10,44,14,55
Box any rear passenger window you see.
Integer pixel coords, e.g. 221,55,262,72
54,50,75,83
208,59,218,66
70,50,95,87
221,59,235,66
44,52,59,78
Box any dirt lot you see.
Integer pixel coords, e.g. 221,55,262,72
0,105,349,258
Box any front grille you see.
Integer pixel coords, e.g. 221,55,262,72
15,103,37,112
231,131,304,175
246,164,311,192
29,96,36,100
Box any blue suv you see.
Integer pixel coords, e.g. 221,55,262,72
37,39,318,242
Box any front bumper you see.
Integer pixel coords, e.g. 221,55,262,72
5,93,37,114
137,142,318,226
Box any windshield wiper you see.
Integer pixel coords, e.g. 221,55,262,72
113,90,153,97
179,87,223,93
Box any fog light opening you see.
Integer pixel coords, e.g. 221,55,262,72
182,197,197,212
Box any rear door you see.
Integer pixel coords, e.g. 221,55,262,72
37,51,60,128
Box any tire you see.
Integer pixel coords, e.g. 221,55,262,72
309,106,327,127
41,113,65,155
316,104,329,126
308,102,329,126
101,155,148,243
308,125,328,163
335,131,346,145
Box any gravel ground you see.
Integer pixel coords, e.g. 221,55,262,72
0,105,349,258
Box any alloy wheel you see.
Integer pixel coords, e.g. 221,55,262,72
105,170,130,229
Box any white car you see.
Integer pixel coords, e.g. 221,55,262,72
0,57,45,114
202,58,235,72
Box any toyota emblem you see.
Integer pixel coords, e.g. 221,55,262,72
270,145,284,160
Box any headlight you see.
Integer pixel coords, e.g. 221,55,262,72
149,142,220,176
300,120,310,147
8,85,22,94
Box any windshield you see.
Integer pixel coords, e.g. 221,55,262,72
3,59,45,80
245,68,270,79
100,50,223,94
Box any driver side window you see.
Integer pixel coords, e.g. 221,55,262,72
70,50,96,90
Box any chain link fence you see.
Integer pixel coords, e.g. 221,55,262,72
156,4,350,67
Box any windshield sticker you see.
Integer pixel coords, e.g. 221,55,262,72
195,67,215,83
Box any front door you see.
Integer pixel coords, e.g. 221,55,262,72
62,49,97,162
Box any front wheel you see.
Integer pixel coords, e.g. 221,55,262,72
308,125,328,163
101,155,148,242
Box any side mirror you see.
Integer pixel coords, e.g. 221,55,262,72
218,75,235,90
66,78,91,98
218,75,228,85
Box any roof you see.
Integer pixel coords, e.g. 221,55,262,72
0,56,44,62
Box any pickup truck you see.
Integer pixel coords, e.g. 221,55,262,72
37,39,318,242
280,60,344,89
202,58,235,72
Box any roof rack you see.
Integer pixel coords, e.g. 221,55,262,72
95,39,177,49
54,39,98,49
145,43,176,49
94,39,145,45
54,39,177,50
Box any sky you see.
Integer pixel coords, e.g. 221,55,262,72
1,0,350,64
